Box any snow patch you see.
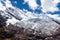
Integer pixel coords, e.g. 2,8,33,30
0,1,6,10
6,17,19,26
46,13,60,24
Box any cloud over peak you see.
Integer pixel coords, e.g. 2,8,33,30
23,0,39,10
41,0,60,13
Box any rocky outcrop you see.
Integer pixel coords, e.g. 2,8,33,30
0,24,60,40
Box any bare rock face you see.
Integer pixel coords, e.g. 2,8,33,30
0,15,7,27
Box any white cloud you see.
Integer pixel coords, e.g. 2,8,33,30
23,0,39,10
46,13,60,20
14,1,17,4
22,9,60,22
41,0,60,13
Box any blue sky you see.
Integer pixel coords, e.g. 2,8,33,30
10,0,60,15
10,0,42,13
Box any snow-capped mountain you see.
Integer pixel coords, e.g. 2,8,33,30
0,0,60,35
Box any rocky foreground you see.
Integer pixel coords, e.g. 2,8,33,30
0,15,60,40
0,23,60,40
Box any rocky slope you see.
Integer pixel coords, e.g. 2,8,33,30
0,14,60,40
0,0,60,40
0,7,60,36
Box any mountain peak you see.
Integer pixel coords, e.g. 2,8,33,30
0,0,60,36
